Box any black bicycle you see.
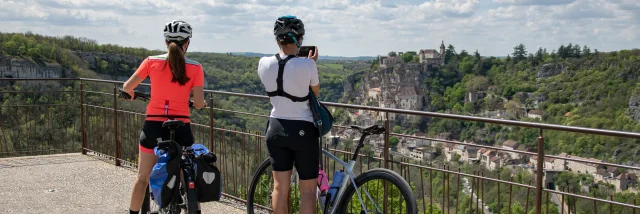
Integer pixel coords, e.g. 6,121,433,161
119,90,204,214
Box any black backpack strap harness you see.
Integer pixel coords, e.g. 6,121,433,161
266,54,310,102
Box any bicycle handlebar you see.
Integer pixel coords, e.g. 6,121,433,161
118,89,196,108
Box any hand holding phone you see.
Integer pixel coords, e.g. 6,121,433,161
297,46,318,62
308,46,318,62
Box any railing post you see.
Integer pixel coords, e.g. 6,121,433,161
383,114,390,214
535,128,544,214
114,86,121,166
80,80,86,155
209,94,214,151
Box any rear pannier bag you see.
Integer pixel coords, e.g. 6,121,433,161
194,152,222,202
149,144,181,208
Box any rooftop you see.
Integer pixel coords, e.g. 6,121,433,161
502,140,519,149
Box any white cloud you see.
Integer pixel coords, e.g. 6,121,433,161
0,0,637,56
493,0,576,6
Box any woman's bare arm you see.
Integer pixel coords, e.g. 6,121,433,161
123,75,145,94
192,86,206,109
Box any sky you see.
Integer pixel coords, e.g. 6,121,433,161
1,0,639,57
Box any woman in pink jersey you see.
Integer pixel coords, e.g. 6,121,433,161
122,20,207,214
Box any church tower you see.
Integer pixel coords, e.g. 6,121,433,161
440,40,446,65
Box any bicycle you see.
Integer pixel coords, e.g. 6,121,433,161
118,89,209,214
246,124,418,214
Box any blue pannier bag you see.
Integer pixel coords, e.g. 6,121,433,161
308,88,334,136
191,144,209,157
149,143,222,205
149,144,181,208
191,144,222,202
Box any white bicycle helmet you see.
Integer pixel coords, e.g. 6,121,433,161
163,20,192,41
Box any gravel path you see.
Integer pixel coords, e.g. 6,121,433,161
0,153,247,214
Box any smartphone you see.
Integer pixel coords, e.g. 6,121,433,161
297,46,316,57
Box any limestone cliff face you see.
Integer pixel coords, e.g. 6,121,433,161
0,55,70,78
342,63,432,112
75,51,142,76
627,95,640,122
0,51,144,81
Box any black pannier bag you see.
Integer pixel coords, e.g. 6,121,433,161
194,152,222,202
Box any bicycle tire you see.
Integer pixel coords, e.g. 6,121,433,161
335,168,418,214
141,185,170,214
183,169,199,214
247,158,272,213
141,186,155,214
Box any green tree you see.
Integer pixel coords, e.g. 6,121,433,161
445,44,457,63
582,45,591,56
401,51,416,63
393,125,402,133
390,137,400,148
465,75,489,92
512,44,527,62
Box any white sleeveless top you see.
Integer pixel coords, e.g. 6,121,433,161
257,53,319,123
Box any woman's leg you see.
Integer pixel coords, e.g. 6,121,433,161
129,148,158,211
299,178,318,214
265,118,296,214
129,121,161,212
272,170,293,214
293,121,320,214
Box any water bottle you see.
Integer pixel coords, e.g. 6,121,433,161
317,169,330,193
327,170,345,204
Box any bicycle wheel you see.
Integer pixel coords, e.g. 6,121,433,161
335,168,417,214
247,158,274,213
182,169,199,214
141,184,178,214
141,186,156,214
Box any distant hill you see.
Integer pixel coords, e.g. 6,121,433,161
227,52,376,61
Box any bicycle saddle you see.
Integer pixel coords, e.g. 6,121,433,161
162,120,185,130
350,124,386,135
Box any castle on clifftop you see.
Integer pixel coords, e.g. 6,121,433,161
379,41,446,69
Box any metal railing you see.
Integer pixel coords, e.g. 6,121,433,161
1,78,640,214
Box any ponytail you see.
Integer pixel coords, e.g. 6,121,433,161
166,40,190,86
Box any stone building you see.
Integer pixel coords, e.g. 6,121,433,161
367,87,382,100
378,56,400,69
395,86,423,111
379,41,446,69
418,41,446,66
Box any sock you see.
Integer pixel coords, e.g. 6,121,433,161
197,210,202,214
129,210,140,214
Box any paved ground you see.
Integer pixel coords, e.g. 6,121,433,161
0,153,247,214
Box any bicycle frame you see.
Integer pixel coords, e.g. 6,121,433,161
155,126,199,213
316,146,381,214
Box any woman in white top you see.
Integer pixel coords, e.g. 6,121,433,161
257,15,320,214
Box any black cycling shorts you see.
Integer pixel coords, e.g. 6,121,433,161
139,120,194,154
265,117,319,180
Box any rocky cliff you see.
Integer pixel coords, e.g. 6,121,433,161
75,51,142,76
627,95,640,122
0,51,144,81
341,63,433,111
0,55,70,78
